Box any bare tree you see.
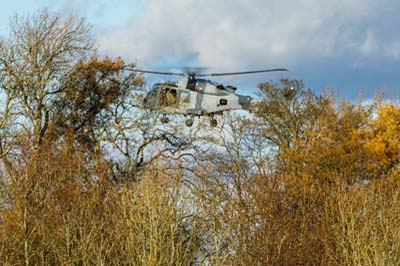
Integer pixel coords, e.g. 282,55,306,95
0,10,93,175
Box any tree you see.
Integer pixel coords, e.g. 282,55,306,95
0,11,147,178
252,78,333,152
366,102,400,176
50,56,142,159
0,10,92,175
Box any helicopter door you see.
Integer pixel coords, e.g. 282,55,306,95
158,88,177,107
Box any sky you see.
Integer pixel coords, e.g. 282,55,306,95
0,0,400,100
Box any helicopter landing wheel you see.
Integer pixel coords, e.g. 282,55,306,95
185,118,193,127
210,118,218,127
161,116,169,124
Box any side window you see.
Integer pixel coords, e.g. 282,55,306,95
219,99,227,106
179,91,190,103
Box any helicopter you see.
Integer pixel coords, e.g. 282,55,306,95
128,68,288,127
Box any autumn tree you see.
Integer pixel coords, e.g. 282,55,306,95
366,102,400,177
247,80,400,265
252,78,333,152
49,56,143,166
0,10,150,179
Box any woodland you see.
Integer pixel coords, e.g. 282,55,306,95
0,10,399,266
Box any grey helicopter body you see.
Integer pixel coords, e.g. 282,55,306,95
131,68,288,127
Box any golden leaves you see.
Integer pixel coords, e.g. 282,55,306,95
367,103,400,171
77,56,125,72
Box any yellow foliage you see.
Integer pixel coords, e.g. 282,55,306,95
367,102,400,172
78,56,125,71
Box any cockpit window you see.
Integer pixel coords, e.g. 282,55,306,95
196,80,207,89
148,86,158,97
179,91,190,103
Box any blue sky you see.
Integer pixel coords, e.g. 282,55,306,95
1,0,400,100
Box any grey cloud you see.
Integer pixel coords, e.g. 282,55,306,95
97,0,400,71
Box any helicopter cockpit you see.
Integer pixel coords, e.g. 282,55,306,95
143,84,180,109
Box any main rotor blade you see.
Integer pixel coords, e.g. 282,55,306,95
197,68,288,77
126,68,186,76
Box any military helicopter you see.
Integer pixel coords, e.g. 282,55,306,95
128,68,288,127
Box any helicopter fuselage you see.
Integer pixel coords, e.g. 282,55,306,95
142,78,252,116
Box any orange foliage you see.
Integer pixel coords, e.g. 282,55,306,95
367,103,400,175
77,56,124,71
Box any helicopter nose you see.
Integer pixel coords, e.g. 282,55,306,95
132,94,145,108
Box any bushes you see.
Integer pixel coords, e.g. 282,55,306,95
0,146,201,265
0,86,399,266
324,179,400,266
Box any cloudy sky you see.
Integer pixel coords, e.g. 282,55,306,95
1,0,400,99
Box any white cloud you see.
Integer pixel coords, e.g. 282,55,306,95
95,0,400,72
38,0,92,14
38,0,144,28
385,41,400,59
